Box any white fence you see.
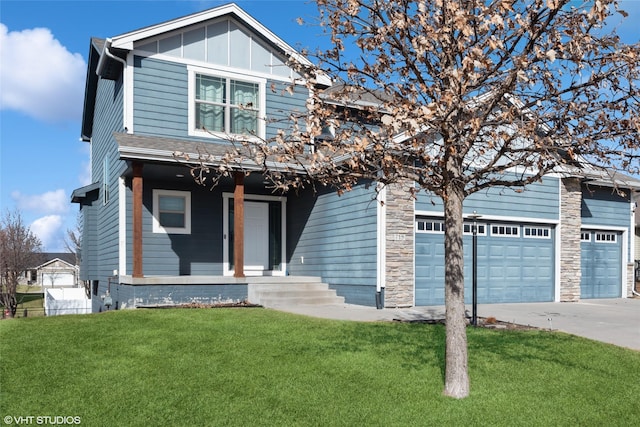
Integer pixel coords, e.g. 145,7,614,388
44,288,91,316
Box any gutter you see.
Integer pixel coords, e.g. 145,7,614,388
96,38,128,131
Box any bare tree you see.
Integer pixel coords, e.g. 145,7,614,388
64,214,89,297
179,0,639,398
0,210,43,318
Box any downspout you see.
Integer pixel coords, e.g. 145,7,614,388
376,182,387,309
96,38,128,131
631,198,640,297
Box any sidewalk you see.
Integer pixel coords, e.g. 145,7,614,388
272,298,640,351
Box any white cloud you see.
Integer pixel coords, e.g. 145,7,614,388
12,189,69,214
30,215,64,251
0,23,86,123
79,144,92,186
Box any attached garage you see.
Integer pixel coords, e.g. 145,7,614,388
42,272,76,287
415,218,555,306
580,229,622,298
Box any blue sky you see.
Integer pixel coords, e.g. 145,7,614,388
0,0,638,251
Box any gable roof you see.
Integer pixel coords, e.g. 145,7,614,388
81,3,329,142
108,3,315,70
32,253,77,270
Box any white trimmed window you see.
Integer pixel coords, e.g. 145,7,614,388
491,225,519,237
188,67,265,139
523,226,551,239
580,232,591,242
416,219,445,234
463,223,486,236
152,190,191,234
102,157,110,205
595,232,617,243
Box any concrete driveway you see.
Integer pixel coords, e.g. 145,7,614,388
477,298,640,351
274,297,640,351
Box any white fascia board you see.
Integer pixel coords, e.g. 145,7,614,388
111,4,244,50
35,258,75,270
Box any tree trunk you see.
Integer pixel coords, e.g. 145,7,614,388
442,183,470,398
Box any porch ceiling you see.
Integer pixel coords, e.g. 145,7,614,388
113,132,309,174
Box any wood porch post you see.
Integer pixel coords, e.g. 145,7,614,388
132,162,143,278
233,171,245,278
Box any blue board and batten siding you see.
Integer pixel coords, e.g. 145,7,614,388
288,184,379,306
580,186,631,298
415,178,559,305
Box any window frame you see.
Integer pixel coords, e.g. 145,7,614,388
490,224,520,238
102,157,110,205
523,226,551,239
463,223,486,236
416,219,445,234
152,189,192,234
188,66,266,140
580,231,591,242
595,232,617,244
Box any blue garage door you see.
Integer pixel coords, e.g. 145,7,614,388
580,230,622,298
415,219,555,306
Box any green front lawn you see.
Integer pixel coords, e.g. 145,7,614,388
1,309,638,426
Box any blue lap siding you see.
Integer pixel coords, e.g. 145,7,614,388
288,183,379,306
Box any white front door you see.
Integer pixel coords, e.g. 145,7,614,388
244,201,269,273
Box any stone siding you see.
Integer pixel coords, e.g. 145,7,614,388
626,263,634,297
384,182,415,307
560,177,582,302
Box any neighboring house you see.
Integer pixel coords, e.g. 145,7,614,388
72,3,639,313
20,253,79,288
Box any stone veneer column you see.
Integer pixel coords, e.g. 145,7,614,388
626,263,634,297
560,177,582,302
384,182,415,307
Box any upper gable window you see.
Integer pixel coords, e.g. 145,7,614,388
135,18,293,79
188,66,265,139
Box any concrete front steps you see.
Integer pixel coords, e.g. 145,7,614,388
247,276,344,308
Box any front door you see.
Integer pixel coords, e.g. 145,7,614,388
244,201,269,273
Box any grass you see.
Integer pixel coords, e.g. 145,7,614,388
1,308,639,426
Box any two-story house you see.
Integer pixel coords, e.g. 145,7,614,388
72,3,638,313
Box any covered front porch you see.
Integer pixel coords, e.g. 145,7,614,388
116,133,301,281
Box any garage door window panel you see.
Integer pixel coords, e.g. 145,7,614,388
595,232,617,243
491,225,519,237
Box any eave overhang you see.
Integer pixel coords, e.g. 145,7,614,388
114,133,308,174
71,182,100,203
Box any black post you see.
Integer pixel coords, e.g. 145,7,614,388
470,211,481,327
472,222,478,326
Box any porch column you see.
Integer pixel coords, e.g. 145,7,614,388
132,162,143,278
234,171,245,278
